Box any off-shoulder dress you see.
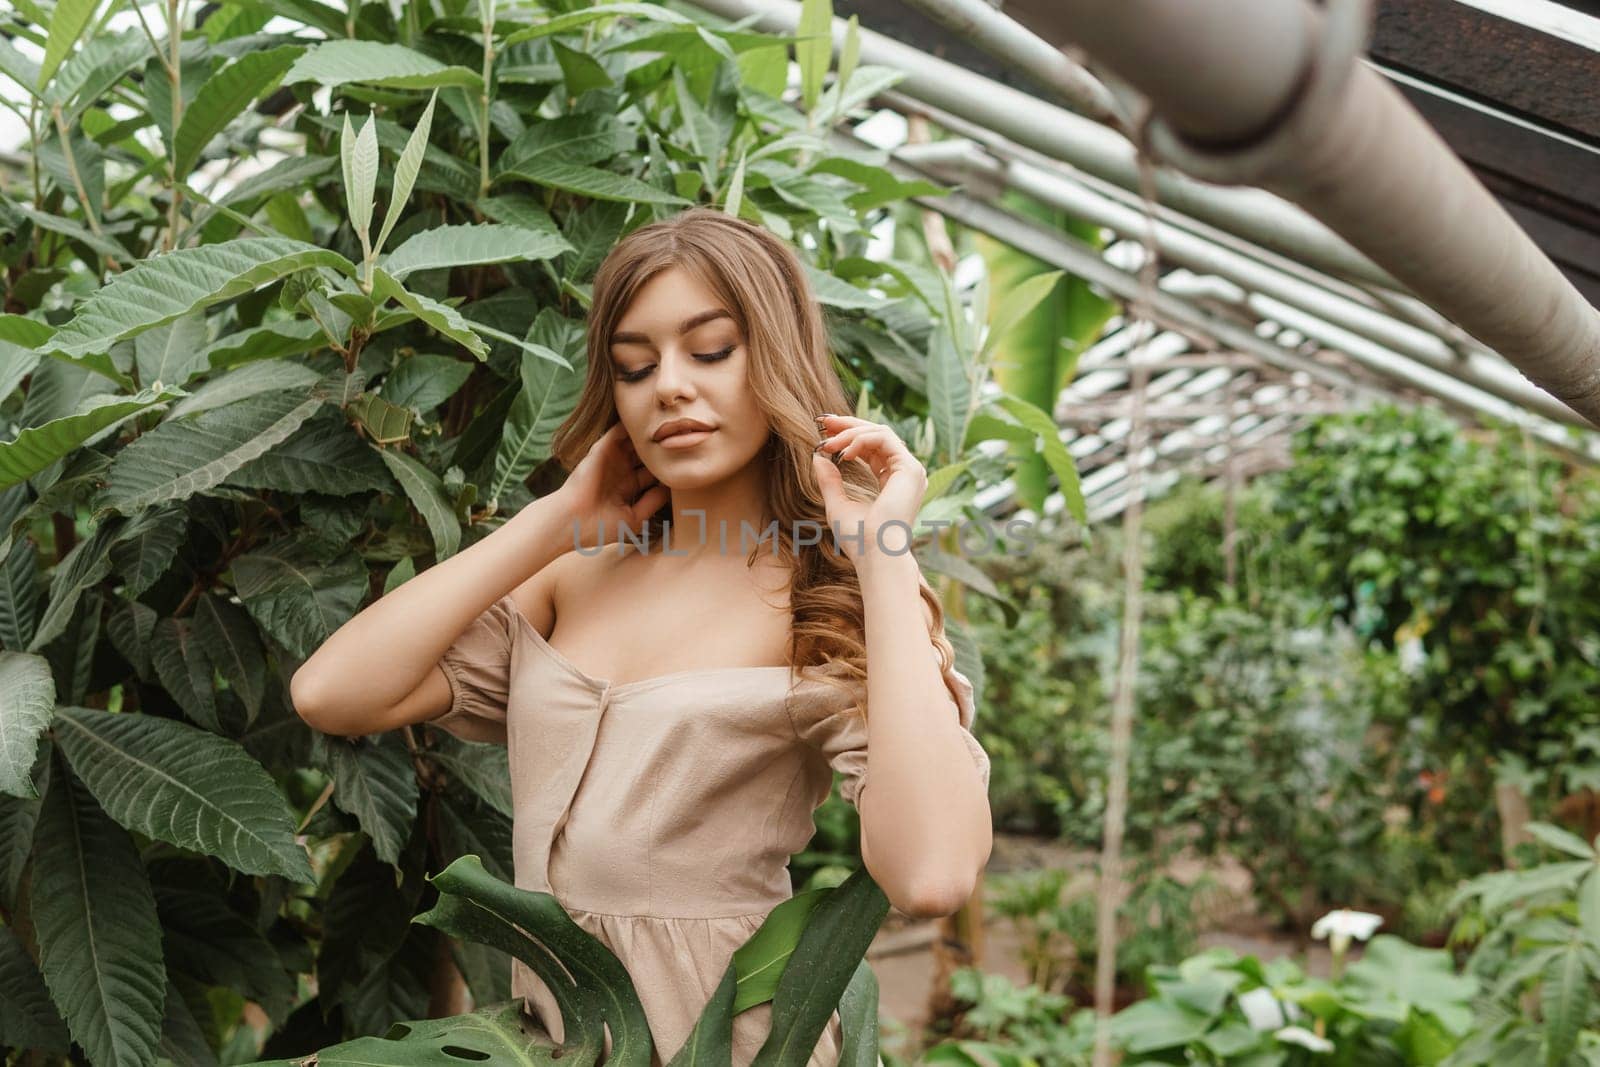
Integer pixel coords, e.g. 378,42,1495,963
428,592,992,1067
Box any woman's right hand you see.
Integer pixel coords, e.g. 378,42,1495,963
555,421,670,550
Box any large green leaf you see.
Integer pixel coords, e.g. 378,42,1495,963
323,732,420,867
0,924,71,1054
42,238,356,359
37,0,102,91
426,736,514,819
373,89,438,258
0,652,54,799
52,705,315,882
502,2,694,45
414,854,650,1064
995,393,1086,527
172,45,304,180
236,1002,562,1067
497,157,692,207
382,223,575,280
751,863,888,1066
0,381,186,491
284,40,483,91
375,445,462,559
192,592,267,724
30,751,167,1067
489,308,584,506
229,543,368,663
371,268,489,360
95,389,326,516
342,110,379,244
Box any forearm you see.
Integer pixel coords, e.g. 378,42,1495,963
854,550,993,917
290,490,577,727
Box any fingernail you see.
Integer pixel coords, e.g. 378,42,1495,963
812,440,827,452
815,413,836,423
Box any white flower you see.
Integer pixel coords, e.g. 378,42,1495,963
1276,1025,1335,1053
1238,987,1286,1031
312,85,333,116
1311,908,1383,956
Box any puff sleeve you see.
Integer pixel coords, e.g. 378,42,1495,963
429,594,515,746
791,650,992,809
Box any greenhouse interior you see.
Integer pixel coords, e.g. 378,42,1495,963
2,0,1599,1064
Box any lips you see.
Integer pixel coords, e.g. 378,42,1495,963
652,419,715,442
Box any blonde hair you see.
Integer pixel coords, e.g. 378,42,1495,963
548,206,958,718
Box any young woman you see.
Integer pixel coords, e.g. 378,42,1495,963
291,206,993,1066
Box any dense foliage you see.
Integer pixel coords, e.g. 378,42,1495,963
0,0,1095,1063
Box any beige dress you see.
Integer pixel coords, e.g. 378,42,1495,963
428,592,992,1067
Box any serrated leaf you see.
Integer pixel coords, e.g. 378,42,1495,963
373,89,438,258
0,383,186,492
347,112,378,242
193,593,267,725
0,924,71,1053
230,546,367,663
501,2,693,45
381,223,575,280
375,446,462,559
95,390,325,516
53,706,314,882
30,753,166,1067
324,733,419,867
371,268,488,360
37,0,102,92
497,157,693,206
285,40,483,91
172,45,304,180
0,652,55,799
42,238,357,359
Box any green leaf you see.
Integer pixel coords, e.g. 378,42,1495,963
414,854,647,1062
382,223,574,280
52,706,315,882
323,733,419,867
373,89,438,258
489,308,584,506
925,329,970,468
37,0,101,92
752,863,888,1066
0,653,55,799
94,389,326,517
284,40,483,91
0,925,70,1054
1528,820,1598,861
172,45,304,180
375,445,462,559
230,544,368,664
0,382,186,492
41,237,356,359
30,752,166,1067
497,157,692,206
343,111,378,244
996,393,1086,527
501,2,694,45
795,0,833,114
1543,940,1588,1065
371,268,489,360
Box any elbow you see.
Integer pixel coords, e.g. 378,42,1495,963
895,874,978,921
288,669,332,733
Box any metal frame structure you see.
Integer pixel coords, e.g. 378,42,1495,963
680,0,1600,526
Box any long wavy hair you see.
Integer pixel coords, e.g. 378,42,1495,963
548,206,957,719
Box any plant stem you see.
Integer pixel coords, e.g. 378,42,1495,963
164,0,183,251
478,14,495,200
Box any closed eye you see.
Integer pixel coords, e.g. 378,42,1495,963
616,345,735,383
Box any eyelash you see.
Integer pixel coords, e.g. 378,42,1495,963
617,345,735,383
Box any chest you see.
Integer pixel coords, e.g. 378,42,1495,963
549,558,793,687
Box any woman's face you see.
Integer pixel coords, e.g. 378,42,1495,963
608,265,772,489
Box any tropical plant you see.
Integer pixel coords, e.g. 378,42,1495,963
0,0,1100,1062
1443,821,1600,1065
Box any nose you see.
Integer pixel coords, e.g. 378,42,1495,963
653,347,696,404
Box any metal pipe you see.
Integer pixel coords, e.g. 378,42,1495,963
881,0,1124,128
675,0,1402,290
895,138,1589,429
996,0,1600,426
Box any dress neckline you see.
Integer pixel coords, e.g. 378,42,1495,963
502,594,797,695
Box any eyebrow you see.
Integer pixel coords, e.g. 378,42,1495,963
610,308,732,346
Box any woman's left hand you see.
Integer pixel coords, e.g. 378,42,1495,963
812,413,927,567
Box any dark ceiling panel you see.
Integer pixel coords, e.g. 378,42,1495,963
1371,0,1600,145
